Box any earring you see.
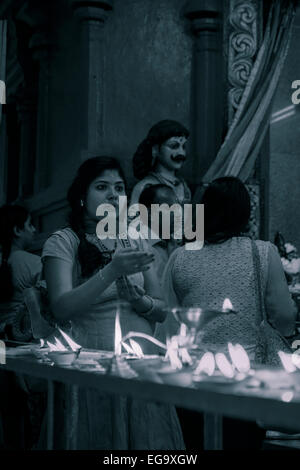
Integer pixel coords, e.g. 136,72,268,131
80,199,84,207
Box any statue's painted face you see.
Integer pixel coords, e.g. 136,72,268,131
154,136,187,171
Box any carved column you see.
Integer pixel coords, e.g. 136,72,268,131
226,0,263,239
16,89,37,198
183,0,224,185
71,0,113,160
14,0,56,193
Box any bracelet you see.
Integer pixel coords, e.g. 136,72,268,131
139,295,154,317
98,269,106,283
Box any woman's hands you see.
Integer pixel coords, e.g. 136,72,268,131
116,276,153,314
116,278,146,301
110,247,154,277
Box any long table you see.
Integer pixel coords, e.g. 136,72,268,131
1,352,300,450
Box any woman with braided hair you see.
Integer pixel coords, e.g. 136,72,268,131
0,205,40,308
130,120,191,206
42,156,184,449
0,205,41,340
0,205,41,449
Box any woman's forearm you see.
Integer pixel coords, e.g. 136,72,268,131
52,263,117,321
135,296,166,323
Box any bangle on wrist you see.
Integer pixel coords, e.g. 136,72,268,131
284,330,298,339
138,295,154,317
98,269,106,283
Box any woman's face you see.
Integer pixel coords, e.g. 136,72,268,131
155,136,187,171
84,169,126,222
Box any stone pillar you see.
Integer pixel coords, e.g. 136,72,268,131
183,0,224,185
15,0,56,193
29,29,54,192
16,89,37,198
71,0,113,161
226,0,263,239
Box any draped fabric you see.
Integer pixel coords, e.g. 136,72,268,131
202,0,296,184
0,20,7,126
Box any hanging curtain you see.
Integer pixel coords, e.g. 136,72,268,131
202,0,296,183
0,19,7,126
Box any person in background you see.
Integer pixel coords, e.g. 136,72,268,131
131,120,191,206
159,176,297,450
0,205,40,313
0,204,41,449
138,184,180,279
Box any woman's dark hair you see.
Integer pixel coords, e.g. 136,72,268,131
133,120,189,180
0,205,29,302
67,156,126,278
201,176,251,244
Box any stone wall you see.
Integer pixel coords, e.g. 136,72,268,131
23,0,193,234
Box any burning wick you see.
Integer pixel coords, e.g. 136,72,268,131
194,352,215,376
45,328,82,360
215,353,235,378
228,343,251,374
222,298,235,313
114,309,122,356
278,351,297,373
57,327,81,352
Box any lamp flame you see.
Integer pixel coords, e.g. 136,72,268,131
121,342,134,354
278,351,297,373
57,327,81,351
129,339,144,358
194,352,215,376
179,323,187,337
178,347,193,365
215,353,235,378
114,309,122,355
292,351,300,369
228,343,251,373
54,337,67,351
166,337,183,370
222,298,233,312
47,340,60,351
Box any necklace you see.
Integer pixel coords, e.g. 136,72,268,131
150,171,180,187
149,171,191,203
85,233,117,253
85,233,131,253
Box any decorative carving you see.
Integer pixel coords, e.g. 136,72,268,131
245,183,260,239
227,1,258,124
